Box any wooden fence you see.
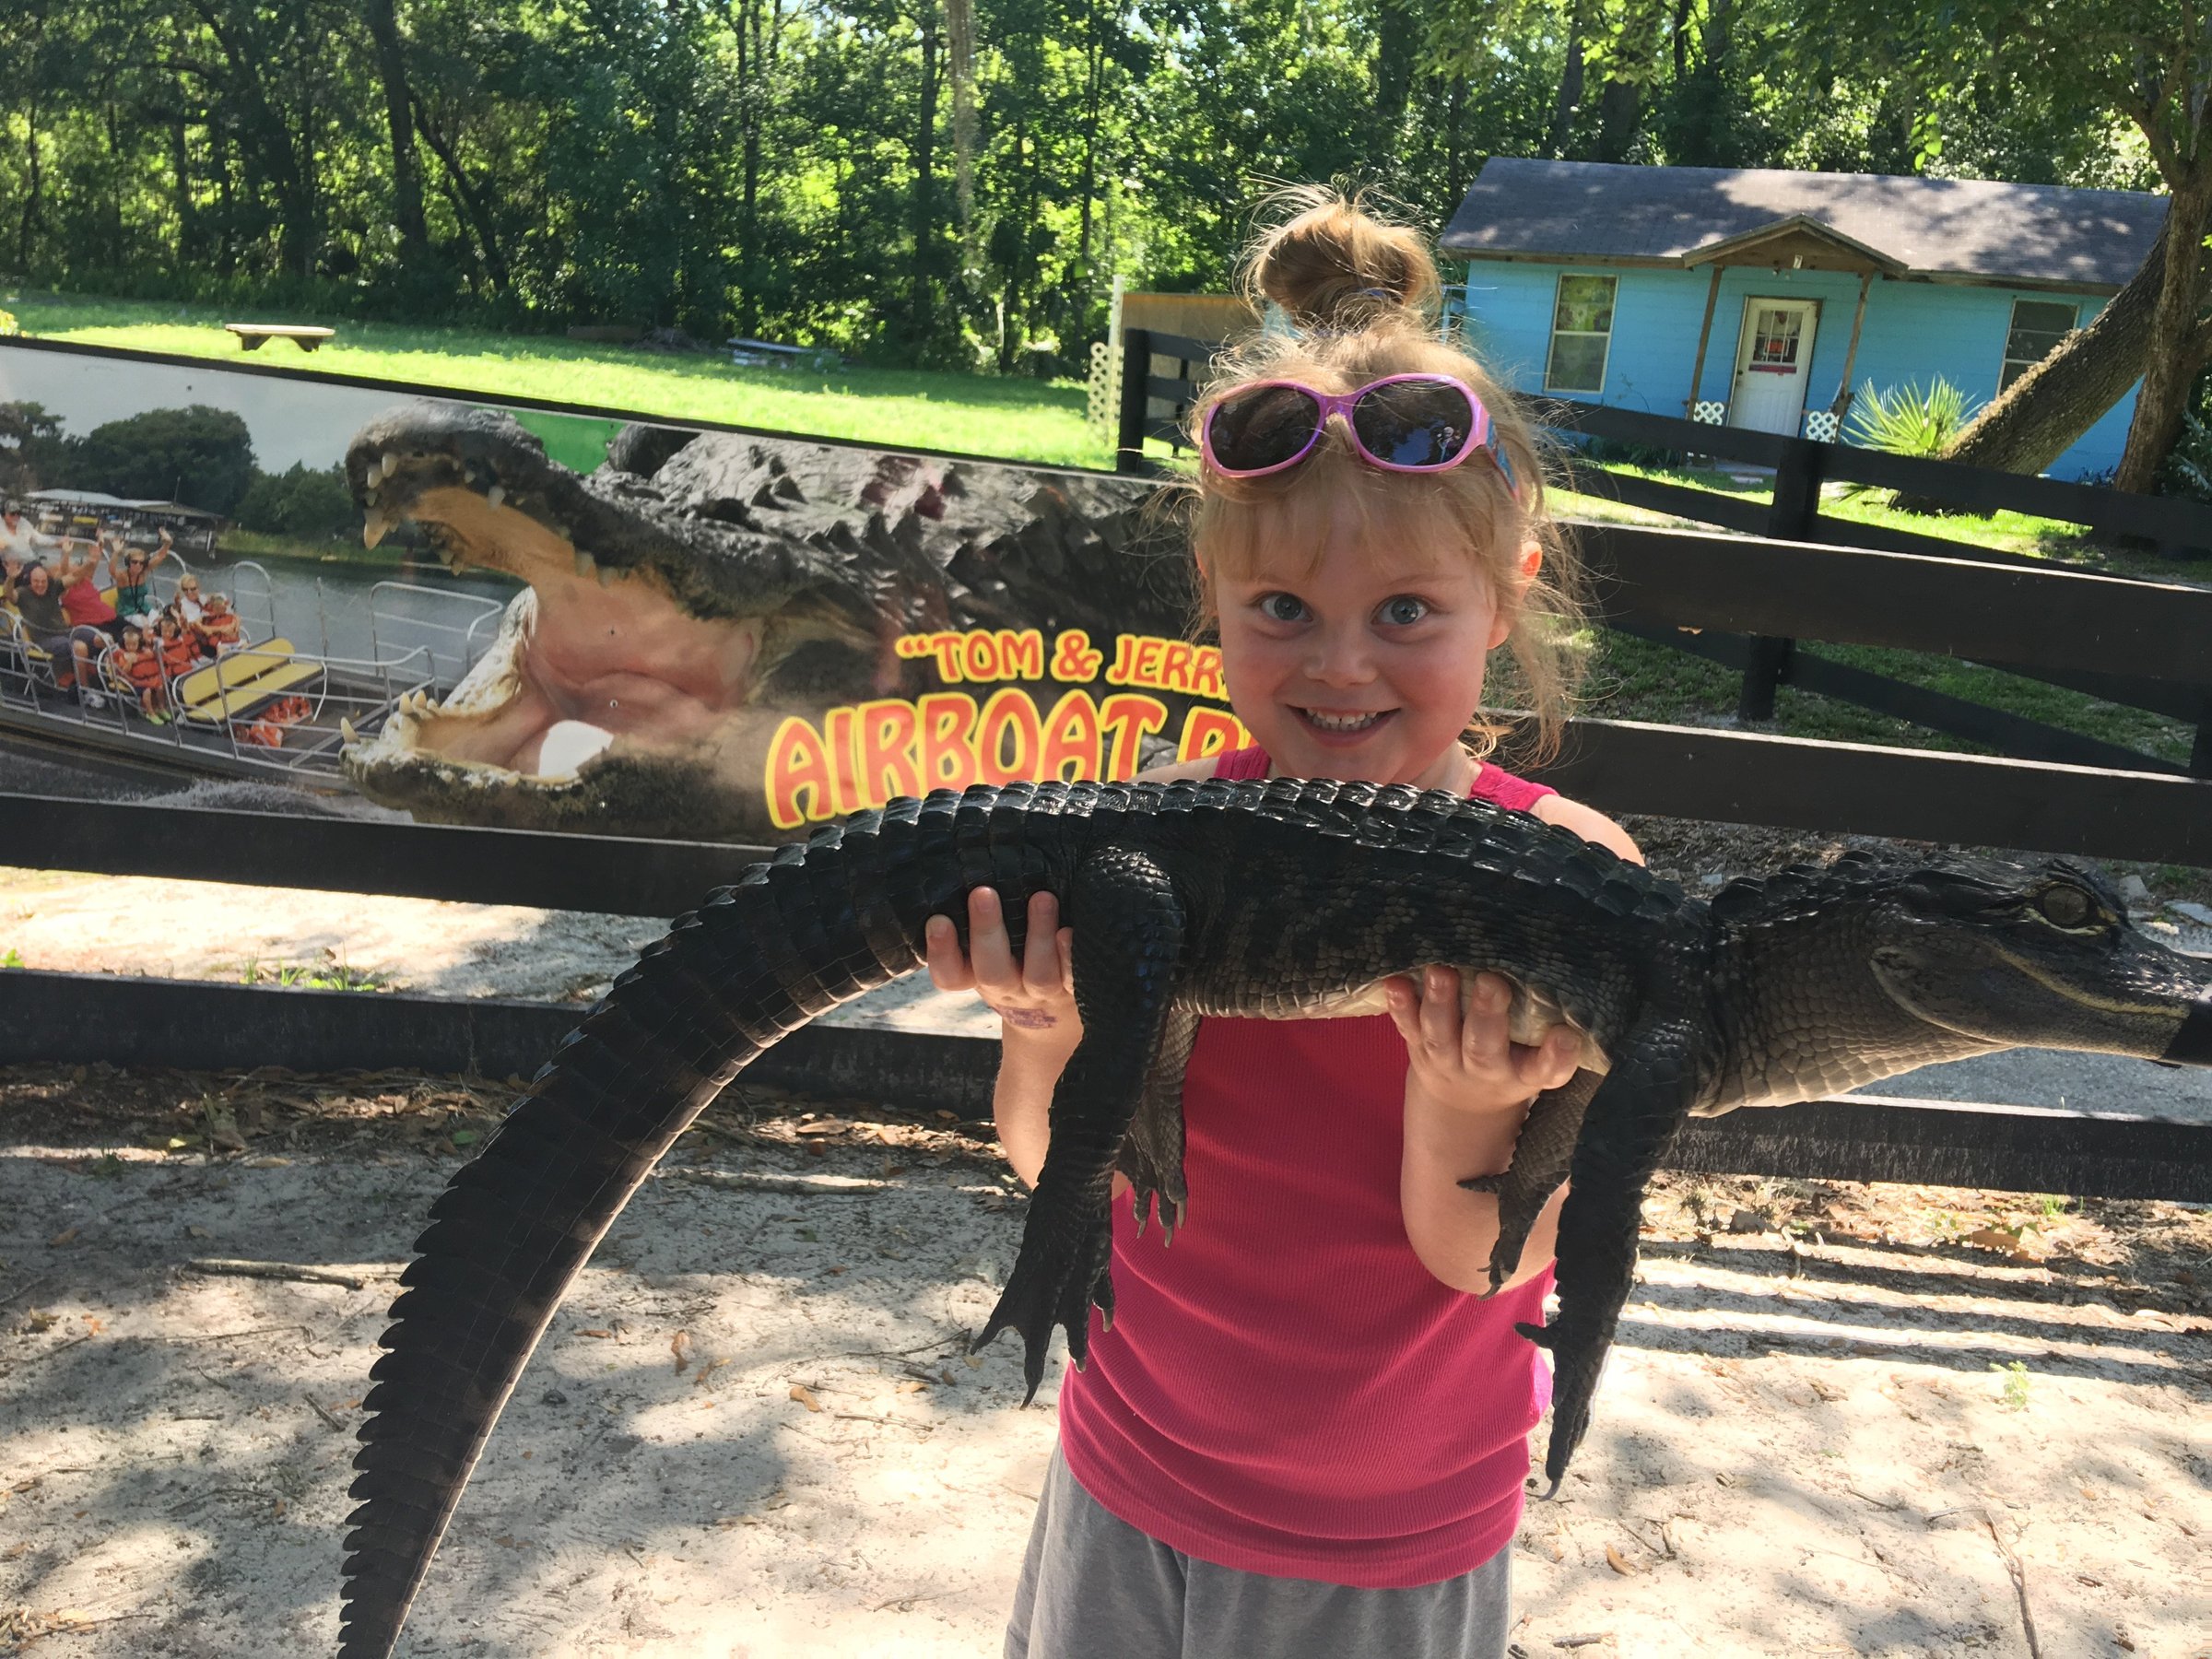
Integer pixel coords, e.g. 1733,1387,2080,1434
1112,330,2212,782
2,791,2205,1202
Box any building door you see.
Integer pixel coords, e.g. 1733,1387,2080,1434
1728,300,1819,436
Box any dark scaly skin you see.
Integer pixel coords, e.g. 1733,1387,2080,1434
338,780,2212,1657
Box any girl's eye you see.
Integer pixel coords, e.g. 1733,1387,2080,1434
1378,595,1430,627
1257,592,1309,623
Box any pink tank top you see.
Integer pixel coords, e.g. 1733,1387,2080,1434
1057,747,1560,1586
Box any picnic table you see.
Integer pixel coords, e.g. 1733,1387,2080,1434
224,323,335,352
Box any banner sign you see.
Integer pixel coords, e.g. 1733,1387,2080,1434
0,339,1233,842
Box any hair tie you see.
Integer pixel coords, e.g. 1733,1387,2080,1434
1359,287,1394,300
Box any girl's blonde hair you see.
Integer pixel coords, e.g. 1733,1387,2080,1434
1182,185,1586,765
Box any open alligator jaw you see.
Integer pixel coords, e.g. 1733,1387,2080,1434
344,406,765,787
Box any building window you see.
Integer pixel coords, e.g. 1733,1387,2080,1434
1546,274,1617,394
2000,299,2078,392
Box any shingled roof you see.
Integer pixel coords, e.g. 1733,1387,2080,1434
1440,159,2166,291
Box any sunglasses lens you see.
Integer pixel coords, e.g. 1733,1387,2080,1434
1351,380,1479,467
1208,385,1324,473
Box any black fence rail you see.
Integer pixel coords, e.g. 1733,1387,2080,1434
1112,343,2212,780
6,968,2202,1201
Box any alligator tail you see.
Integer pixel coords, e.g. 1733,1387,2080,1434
336,800,945,1659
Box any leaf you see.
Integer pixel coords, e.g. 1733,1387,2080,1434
578,1328,612,1339
670,1330,692,1374
789,1383,822,1412
449,1129,479,1147
1605,1542,1638,1576
47,1227,78,1247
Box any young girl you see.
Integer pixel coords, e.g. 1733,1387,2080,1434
926,192,1641,1659
155,610,202,682
192,591,242,654
111,624,168,721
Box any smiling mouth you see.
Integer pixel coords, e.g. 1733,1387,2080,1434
1298,707,1394,734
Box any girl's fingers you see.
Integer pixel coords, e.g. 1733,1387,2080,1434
1056,927,1076,997
965,887,1018,992
923,913,972,994
1021,892,1063,992
1458,970,1510,1065
1417,965,1461,1054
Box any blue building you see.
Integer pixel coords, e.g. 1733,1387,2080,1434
1439,159,2167,480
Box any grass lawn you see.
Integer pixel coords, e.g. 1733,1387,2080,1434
1549,459,2185,573
14,287,2204,782
5,289,1112,469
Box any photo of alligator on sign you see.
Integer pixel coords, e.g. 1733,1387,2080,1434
336,781,2212,1657
0,345,1248,840
340,402,1236,841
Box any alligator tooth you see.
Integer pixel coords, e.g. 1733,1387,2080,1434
572,550,597,581
485,484,505,511
380,451,400,482
338,716,358,744
362,509,393,549
596,562,620,588
363,485,379,508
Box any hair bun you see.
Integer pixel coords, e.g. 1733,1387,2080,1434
1244,188,1442,329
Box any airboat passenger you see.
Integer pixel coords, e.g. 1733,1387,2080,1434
112,623,169,721
0,505,43,564
171,571,206,628
192,592,242,654
155,610,202,680
112,528,173,629
54,537,124,642
2,554,109,701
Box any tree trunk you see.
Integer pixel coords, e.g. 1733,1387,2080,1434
1371,0,1417,171
2115,179,2212,492
1550,18,1585,158
18,86,41,272
362,0,429,263
1937,213,2193,477
411,95,509,291
1595,78,1640,162
907,2,942,347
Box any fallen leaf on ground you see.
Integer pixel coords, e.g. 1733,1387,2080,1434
48,1227,77,1246
577,1328,611,1339
1604,1543,1637,1576
670,1331,692,1374
789,1383,822,1412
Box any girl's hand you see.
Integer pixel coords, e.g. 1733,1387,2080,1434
1386,967,1579,1115
925,888,1080,1045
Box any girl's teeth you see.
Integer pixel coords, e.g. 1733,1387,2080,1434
1305,710,1382,732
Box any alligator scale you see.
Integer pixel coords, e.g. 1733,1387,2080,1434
339,778,2212,1656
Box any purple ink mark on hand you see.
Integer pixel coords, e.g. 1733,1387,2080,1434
1001,1007,1058,1030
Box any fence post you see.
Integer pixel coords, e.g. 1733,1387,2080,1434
1737,436,1824,724
1115,326,1152,475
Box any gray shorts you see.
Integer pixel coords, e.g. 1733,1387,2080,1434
1005,1446,1513,1659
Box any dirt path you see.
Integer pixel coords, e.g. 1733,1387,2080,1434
4,1074,2208,1659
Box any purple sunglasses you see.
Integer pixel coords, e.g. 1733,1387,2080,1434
1200,373,1518,494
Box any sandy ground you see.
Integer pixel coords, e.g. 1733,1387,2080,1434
2,1078,2209,1659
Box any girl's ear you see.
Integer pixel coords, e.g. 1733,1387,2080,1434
1518,538,1543,581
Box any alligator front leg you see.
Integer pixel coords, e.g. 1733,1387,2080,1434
1459,1065,1605,1296
1515,1022,1703,1497
975,846,1187,1401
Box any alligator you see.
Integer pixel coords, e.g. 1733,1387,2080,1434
341,404,1194,840
337,777,2212,1657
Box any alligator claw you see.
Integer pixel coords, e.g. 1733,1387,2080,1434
971,1194,1113,1402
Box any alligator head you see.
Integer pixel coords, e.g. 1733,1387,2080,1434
1702,851,2212,1111
342,404,1192,840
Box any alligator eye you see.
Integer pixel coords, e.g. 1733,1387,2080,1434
2035,885,2096,928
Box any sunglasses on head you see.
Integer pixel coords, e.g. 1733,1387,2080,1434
1201,373,1518,494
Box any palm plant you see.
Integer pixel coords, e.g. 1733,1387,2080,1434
1845,378,1981,457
